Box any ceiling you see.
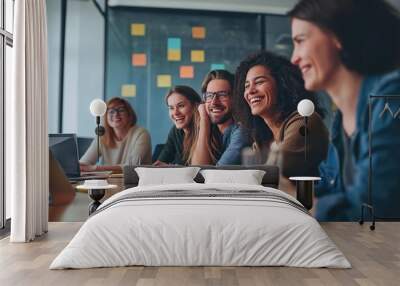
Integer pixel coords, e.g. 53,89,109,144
108,0,299,15
108,0,400,15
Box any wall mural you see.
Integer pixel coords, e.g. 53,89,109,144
107,8,263,147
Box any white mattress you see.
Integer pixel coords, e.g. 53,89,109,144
50,183,351,269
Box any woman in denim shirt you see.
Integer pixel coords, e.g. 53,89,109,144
289,0,400,221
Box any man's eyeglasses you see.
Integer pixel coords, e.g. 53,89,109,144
107,107,127,117
202,91,230,102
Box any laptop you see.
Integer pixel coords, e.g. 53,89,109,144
77,136,94,159
49,133,111,182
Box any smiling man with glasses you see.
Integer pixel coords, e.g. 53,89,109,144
191,70,251,165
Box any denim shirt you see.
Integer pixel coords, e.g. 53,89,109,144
315,70,400,221
216,124,252,165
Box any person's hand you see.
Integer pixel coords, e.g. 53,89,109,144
279,176,296,198
152,160,168,166
80,164,97,172
198,104,209,122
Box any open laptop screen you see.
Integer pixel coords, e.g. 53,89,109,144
49,134,80,178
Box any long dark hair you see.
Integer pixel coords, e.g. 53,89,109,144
165,85,202,164
102,97,137,148
288,0,400,75
200,69,235,163
233,50,324,147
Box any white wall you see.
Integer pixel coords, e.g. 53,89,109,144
63,0,104,137
47,0,61,133
47,0,104,137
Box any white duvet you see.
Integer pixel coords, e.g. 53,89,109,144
50,183,351,269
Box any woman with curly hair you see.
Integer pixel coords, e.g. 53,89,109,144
234,50,329,178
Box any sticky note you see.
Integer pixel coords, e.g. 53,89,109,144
168,38,181,50
131,23,145,36
191,50,205,62
157,75,172,88
180,66,194,79
132,53,147,66
168,49,181,61
192,26,206,39
121,84,136,97
211,63,225,70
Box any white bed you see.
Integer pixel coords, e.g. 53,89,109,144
50,183,351,269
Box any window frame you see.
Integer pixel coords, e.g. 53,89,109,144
0,0,13,232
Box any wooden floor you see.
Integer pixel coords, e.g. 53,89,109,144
0,222,399,286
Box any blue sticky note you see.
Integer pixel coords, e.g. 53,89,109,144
211,64,225,70
168,38,181,50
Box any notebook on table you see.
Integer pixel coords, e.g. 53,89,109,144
49,133,112,182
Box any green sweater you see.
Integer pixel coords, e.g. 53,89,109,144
157,127,185,165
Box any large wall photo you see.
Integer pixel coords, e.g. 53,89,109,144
106,8,286,147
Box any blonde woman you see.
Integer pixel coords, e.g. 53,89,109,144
80,97,152,172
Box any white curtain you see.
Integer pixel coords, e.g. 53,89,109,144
7,0,49,242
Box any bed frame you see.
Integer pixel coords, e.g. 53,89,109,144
123,165,280,189
87,165,280,214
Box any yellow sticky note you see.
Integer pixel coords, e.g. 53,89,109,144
121,84,136,97
132,53,147,66
192,27,206,39
168,49,181,61
131,23,145,36
191,50,205,62
180,66,194,79
157,75,172,88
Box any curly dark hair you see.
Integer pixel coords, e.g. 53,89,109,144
288,0,400,75
233,50,324,147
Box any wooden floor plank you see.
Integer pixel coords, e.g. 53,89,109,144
0,222,399,286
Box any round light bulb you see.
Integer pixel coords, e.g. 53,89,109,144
89,99,107,117
297,99,315,117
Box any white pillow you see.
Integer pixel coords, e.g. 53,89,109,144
135,167,200,186
200,169,266,185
